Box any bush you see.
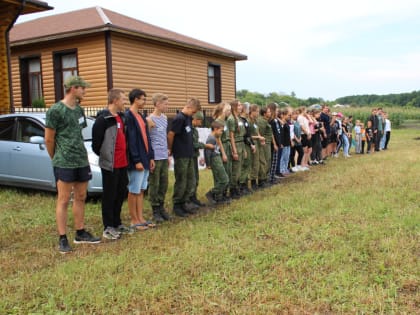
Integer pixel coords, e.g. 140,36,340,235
31,97,46,108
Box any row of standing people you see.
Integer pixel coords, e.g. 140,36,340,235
46,75,391,254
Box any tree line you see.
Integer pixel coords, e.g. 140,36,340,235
237,89,420,107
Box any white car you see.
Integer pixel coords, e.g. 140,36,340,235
0,113,102,196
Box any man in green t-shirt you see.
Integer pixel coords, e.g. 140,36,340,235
45,76,100,254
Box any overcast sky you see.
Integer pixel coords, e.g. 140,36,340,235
16,0,420,100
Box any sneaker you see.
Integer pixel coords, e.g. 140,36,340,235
59,236,72,254
103,227,121,240
117,224,134,235
74,230,101,244
291,166,299,172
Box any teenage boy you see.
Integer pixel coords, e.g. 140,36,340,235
92,88,131,240
146,93,171,223
205,121,229,205
167,98,201,217
45,75,100,253
126,89,155,230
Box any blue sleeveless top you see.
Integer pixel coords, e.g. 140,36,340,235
149,114,168,160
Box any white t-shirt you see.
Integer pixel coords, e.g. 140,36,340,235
297,115,310,135
384,119,391,132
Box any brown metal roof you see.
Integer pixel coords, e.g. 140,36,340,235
10,6,247,61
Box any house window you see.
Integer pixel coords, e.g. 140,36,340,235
53,50,78,101
208,63,221,103
19,57,42,107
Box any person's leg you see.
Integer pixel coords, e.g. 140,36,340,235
114,167,128,227
296,145,303,166
101,168,118,229
148,160,161,208
127,170,141,225
55,180,73,235
384,131,391,149
183,158,196,204
173,158,188,206
71,181,88,231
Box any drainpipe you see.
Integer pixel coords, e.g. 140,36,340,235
6,0,27,113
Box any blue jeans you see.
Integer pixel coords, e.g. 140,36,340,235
342,134,350,156
280,146,290,173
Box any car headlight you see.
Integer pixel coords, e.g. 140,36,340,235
88,152,99,166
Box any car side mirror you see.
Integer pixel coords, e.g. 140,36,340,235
30,136,45,144
30,136,45,150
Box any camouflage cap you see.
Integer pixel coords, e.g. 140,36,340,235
64,75,91,88
192,111,204,120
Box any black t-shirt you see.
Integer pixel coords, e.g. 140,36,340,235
171,112,193,158
270,118,281,146
280,121,291,146
320,112,330,135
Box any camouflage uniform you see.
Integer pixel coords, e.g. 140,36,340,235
190,126,205,199
226,114,246,193
239,116,254,191
257,116,272,182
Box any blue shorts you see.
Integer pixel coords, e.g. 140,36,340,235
127,169,149,194
54,166,92,183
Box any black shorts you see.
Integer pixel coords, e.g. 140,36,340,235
301,134,309,147
54,166,92,183
321,137,329,148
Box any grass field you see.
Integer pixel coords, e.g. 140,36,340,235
1,128,419,314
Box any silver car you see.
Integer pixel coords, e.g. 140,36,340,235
0,113,102,196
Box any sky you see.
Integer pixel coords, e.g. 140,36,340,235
16,0,420,101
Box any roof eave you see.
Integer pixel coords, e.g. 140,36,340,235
22,0,53,14
11,25,248,61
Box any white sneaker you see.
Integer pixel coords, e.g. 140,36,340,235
103,227,121,240
291,166,299,172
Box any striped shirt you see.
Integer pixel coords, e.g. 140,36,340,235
149,113,168,160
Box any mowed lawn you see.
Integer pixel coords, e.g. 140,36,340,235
0,128,419,314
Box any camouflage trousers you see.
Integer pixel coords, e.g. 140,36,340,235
231,142,245,189
148,159,168,207
210,155,229,198
173,157,195,205
258,142,271,181
222,141,232,187
250,142,260,181
239,144,252,184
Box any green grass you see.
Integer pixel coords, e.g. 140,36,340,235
1,129,419,314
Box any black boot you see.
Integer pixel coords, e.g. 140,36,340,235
182,202,198,214
190,195,206,207
173,204,189,217
230,188,241,199
240,182,252,195
159,203,171,221
251,180,258,191
152,205,164,223
222,190,232,203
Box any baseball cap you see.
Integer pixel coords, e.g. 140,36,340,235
193,111,204,120
337,112,343,118
64,75,91,88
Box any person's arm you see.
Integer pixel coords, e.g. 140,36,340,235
217,138,227,162
146,116,155,131
167,130,175,156
44,127,56,160
230,130,238,160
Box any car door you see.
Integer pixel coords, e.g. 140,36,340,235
7,117,56,190
0,117,17,181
